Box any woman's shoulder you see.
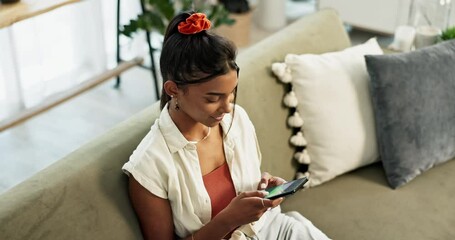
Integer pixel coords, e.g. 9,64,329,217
232,104,255,126
234,103,246,114
232,104,251,121
126,121,171,169
122,121,172,198
222,104,256,138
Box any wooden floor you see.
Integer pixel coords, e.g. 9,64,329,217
0,12,392,194
0,68,156,193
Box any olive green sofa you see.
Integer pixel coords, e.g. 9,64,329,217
1,9,454,240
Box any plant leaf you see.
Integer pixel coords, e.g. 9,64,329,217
209,4,236,28
154,0,175,21
181,0,193,11
441,26,455,41
121,1,237,37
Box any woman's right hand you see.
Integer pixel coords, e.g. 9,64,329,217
215,190,283,230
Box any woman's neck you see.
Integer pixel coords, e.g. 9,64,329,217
168,106,211,142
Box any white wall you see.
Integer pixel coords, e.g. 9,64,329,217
317,0,445,34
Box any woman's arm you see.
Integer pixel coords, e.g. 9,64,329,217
128,177,232,240
129,177,282,240
128,177,175,240
189,191,283,240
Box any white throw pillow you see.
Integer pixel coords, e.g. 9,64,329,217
273,38,383,186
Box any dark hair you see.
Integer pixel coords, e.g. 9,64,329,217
159,11,239,110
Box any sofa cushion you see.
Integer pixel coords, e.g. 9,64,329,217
272,38,383,186
282,158,455,240
365,39,455,189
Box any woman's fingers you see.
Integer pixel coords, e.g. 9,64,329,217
258,172,287,190
238,191,284,209
258,172,272,190
269,197,284,207
220,191,285,226
269,176,287,186
239,190,268,198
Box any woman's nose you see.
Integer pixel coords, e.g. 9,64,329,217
221,97,234,113
222,102,233,113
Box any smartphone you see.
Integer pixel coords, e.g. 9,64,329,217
264,177,308,200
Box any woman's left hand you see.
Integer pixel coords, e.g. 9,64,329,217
257,172,287,190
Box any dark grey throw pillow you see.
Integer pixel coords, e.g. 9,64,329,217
365,40,455,189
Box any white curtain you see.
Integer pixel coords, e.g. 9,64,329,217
100,0,150,68
0,0,152,121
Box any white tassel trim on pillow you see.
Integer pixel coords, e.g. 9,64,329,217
271,62,292,83
287,111,304,128
273,61,311,183
294,149,311,164
283,91,298,108
295,171,310,180
290,131,307,147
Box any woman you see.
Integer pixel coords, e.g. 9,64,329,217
122,11,330,240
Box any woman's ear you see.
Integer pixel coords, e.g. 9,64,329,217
163,81,179,97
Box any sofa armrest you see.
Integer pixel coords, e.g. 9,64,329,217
0,103,160,239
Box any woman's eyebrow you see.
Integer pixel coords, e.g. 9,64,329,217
206,92,225,96
206,85,238,96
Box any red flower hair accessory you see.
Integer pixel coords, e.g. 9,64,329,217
178,13,211,35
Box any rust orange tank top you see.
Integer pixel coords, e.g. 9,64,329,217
202,162,237,219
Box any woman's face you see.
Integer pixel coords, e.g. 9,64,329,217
177,69,238,127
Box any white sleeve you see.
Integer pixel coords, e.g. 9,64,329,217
235,105,263,166
122,128,169,199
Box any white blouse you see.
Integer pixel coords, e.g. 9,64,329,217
122,104,263,238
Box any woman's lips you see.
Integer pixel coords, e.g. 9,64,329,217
212,115,224,121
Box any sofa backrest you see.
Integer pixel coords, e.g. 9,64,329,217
0,9,350,240
236,9,350,180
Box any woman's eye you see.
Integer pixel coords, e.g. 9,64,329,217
206,97,219,103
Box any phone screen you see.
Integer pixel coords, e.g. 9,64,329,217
264,177,308,200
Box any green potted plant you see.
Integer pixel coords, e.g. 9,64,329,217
121,0,235,37
440,26,455,41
